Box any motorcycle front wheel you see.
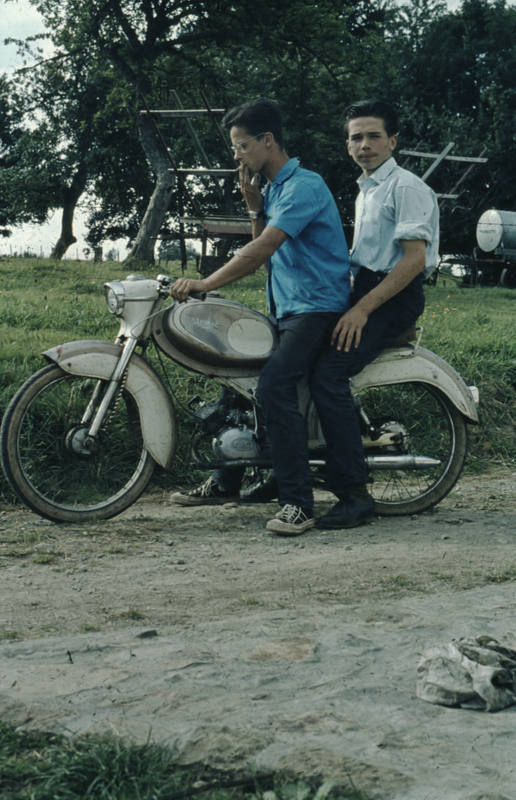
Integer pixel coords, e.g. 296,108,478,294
360,381,468,516
1,365,156,523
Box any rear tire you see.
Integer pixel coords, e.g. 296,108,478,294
360,381,468,516
1,365,156,523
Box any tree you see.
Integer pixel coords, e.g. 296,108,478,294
3,26,145,258
384,0,516,253
0,75,27,237
24,0,387,263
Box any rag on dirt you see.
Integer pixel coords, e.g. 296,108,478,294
416,635,516,712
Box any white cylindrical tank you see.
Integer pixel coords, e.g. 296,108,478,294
477,209,516,252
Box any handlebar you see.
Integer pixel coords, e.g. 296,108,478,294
189,290,207,301
157,275,206,302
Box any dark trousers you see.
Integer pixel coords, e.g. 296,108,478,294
215,269,425,507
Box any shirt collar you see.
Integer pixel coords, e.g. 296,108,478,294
357,156,397,188
271,157,299,186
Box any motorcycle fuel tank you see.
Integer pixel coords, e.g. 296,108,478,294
152,297,277,376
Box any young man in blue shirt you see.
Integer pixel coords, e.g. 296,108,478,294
170,98,362,535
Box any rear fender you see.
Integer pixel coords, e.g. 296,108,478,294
43,340,176,469
354,345,479,423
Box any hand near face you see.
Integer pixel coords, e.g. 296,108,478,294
239,166,262,213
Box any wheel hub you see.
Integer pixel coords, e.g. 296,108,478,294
376,421,409,452
65,426,99,458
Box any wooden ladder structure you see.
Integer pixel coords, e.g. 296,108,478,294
399,142,488,208
140,91,252,273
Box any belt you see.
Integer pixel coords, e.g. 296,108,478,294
357,267,388,283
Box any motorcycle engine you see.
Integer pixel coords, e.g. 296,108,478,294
213,427,263,460
193,400,268,461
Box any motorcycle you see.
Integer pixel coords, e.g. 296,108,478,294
1,273,479,524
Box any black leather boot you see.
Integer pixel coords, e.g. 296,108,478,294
317,484,375,529
240,474,279,503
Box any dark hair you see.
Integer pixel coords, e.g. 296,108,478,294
343,100,399,138
223,98,285,149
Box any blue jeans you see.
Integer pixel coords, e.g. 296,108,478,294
216,269,425,507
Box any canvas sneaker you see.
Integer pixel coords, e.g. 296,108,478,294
170,477,239,506
266,504,315,536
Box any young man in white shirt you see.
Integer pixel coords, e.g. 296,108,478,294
314,99,439,529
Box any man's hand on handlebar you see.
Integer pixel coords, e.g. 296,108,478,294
169,278,207,302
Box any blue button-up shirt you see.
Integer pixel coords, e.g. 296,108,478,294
264,158,350,319
351,157,439,279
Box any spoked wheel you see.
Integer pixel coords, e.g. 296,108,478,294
360,381,468,516
1,365,156,523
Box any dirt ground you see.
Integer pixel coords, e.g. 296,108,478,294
2,473,516,638
2,473,516,799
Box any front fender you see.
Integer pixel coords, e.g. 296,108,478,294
354,345,479,423
43,340,177,469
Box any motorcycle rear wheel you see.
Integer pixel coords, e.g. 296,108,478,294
1,365,156,523
360,381,468,516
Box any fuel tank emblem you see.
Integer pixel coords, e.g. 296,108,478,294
191,317,219,330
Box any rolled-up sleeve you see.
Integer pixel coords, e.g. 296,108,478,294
394,184,438,245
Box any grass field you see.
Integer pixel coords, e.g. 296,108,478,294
1,256,516,507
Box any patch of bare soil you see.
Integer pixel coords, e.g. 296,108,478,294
1,472,516,800
2,474,516,640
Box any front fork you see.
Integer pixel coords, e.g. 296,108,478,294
79,337,139,447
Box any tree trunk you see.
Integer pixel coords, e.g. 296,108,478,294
50,169,88,259
125,116,176,266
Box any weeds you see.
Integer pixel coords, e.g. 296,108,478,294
31,552,60,564
0,630,21,641
429,572,455,581
0,720,369,800
118,608,145,620
485,564,516,583
240,596,261,606
2,549,33,558
381,574,416,589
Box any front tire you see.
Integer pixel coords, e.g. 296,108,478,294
360,381,468,516
1,365,156,523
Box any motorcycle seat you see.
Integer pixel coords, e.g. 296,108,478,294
385,324,417,348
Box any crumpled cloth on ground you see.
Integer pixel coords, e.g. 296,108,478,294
416,635,516,712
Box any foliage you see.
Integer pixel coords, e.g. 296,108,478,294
3,0,516,261
0,718,368,799
3,24,152,257
159,239,198,261
0,75,35,236
384,0,516,253
2,0,386,260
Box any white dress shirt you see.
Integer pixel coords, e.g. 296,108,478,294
351,157,439,279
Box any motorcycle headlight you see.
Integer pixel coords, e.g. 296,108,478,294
104,282,125,315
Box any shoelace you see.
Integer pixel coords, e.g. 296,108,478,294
188,478,214,497
278,504,303,522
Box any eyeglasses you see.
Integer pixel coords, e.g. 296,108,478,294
230,132,267,154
